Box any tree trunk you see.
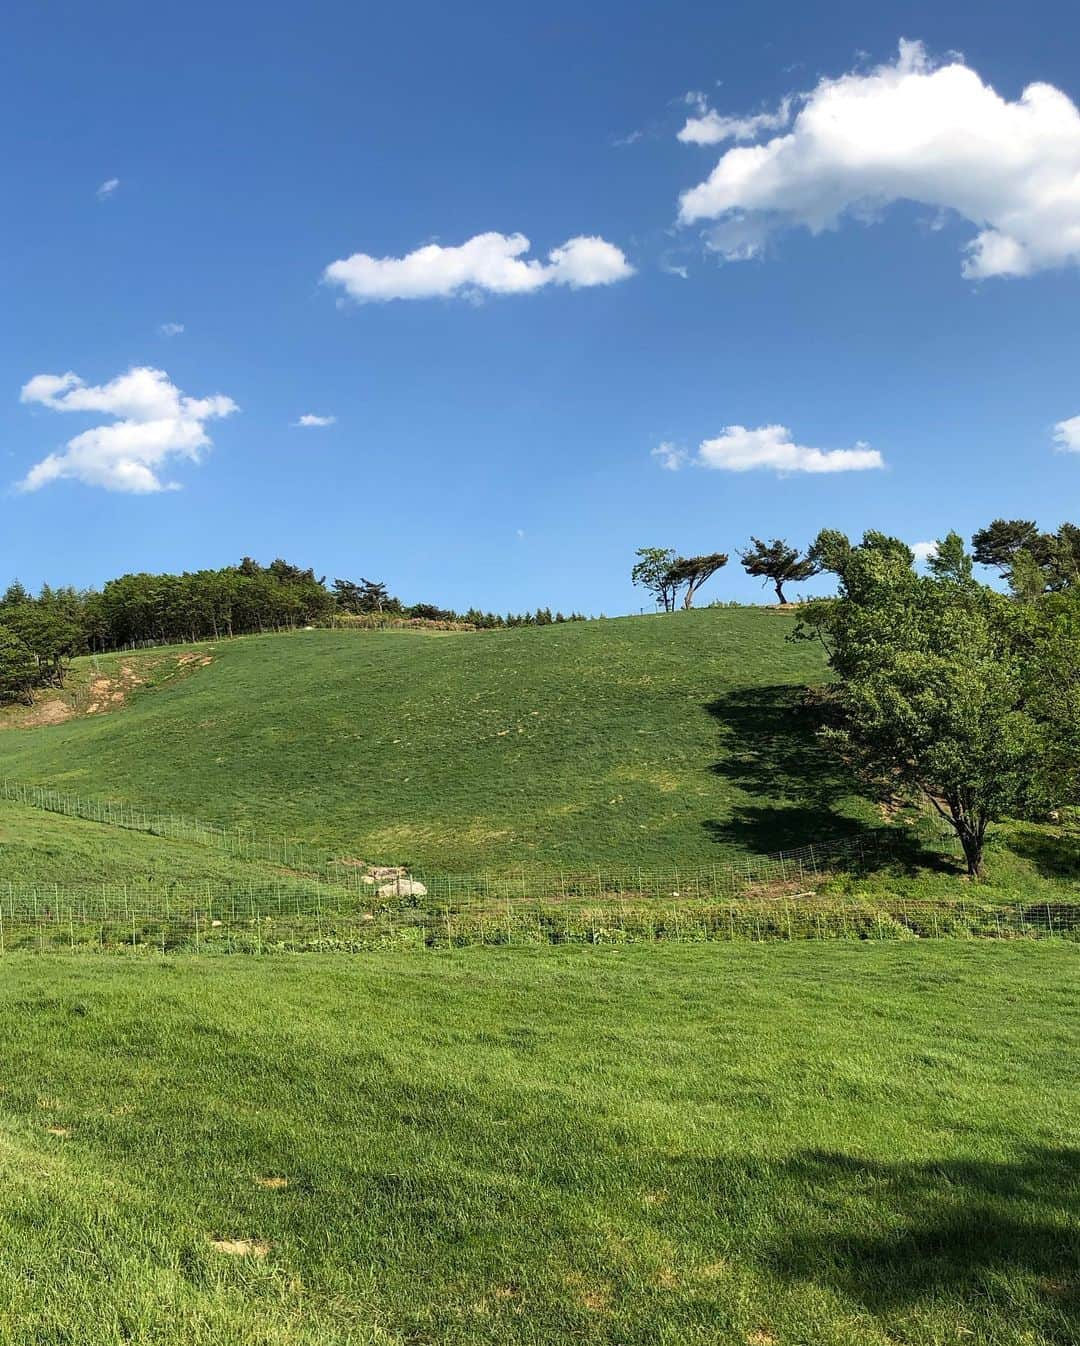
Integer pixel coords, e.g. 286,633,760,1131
774,580,786,604
959,828,984,878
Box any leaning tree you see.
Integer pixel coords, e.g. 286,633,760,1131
667,552,729,609
738,537,819,604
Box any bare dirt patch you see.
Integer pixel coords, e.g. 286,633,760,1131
22,700,74,726
211,1238,270,1257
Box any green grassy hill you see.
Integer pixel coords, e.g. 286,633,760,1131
0,798,328,891
0,610,876,873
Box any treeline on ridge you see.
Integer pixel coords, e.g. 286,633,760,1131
0,558,584,704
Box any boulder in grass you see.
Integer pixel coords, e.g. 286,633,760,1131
378,878,428,898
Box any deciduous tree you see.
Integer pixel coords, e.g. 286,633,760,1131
797,530,1077,878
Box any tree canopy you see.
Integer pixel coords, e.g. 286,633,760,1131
796,529,1079,877
738,538,819,604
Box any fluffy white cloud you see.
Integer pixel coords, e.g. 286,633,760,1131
96,177,119,201
18,366,237,493
678,96,792,145
292,413,336,428
678,40,1080,278
323,231,634,302
695,424,884,474
1053,415,1080,452
158,321,185,337
911,540,939,563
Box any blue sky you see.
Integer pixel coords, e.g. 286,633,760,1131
2,0,1079,613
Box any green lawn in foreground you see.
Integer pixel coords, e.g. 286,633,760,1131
0,612,877,873
0,943,1076,1344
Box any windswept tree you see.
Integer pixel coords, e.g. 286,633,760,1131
667,552,729,609
972,518,1080,596
796,529,1078,878
738,538,819,605
971,519,1043,573
631,548,679,612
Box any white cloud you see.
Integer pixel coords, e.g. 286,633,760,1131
694,424,884,474
1053,415,1080,452
158,322,185,337
678,96,793,145
651,441,689,471
18,366,237,494
292,413,336,428
323,231,634,303
678,39,1080,278
912,540,939,563
96,177,120,201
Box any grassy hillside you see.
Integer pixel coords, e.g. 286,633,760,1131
0,799,330,890
0,610,878,873
0,943,1076,1345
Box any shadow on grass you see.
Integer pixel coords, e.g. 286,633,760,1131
702,685,953,872
1004,824,1080,882
752,1147,1080,1332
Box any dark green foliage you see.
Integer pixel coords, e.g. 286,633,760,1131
971,518,1043,572
667,551,730,608
631,546,679,611
0,628,38,704
972,518,1080,595
739,537,820,604
798,531,1080,876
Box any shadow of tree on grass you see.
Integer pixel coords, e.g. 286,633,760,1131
1004,824,1080,882
752,1147,1080,1336
702,685,954,873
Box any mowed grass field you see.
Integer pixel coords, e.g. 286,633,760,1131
0,611,874,873
0,943,1076,1345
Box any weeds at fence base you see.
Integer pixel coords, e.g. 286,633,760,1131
0,892,1074,956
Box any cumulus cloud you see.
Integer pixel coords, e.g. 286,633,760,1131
656,424,884,475
323,231,634,303
911,540,939,563
1053,415,1080,452
96,177,120,201
678,96,793,145
678,39,1080,278
292,413,336,428
158,322,185,337
18,366,237,493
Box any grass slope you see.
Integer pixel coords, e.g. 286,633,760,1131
0,943,1076,1344
0,611,875,873
0,799,325,890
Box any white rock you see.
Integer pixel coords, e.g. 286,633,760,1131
377,878,428,898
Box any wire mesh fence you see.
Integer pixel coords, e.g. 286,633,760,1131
1,776,943,895
4,778,1077,954
0,876,1076,956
